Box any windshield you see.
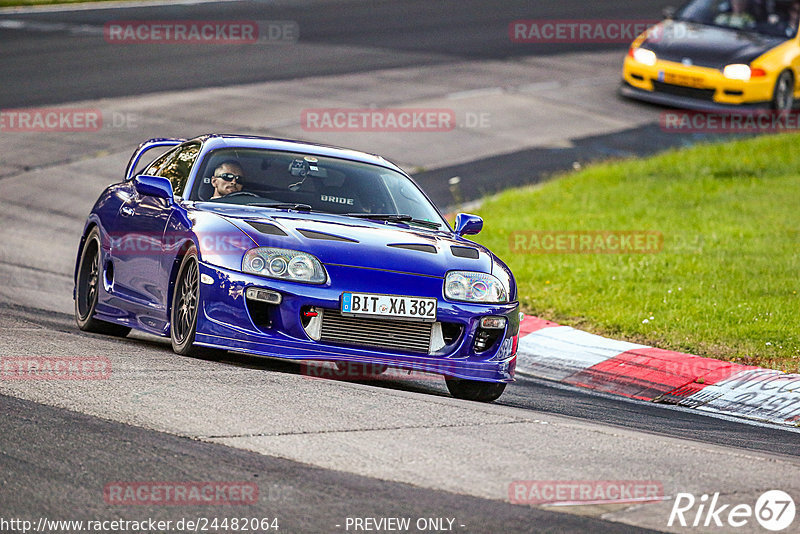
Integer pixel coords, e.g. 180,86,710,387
675,0,800,38
189,148,446,228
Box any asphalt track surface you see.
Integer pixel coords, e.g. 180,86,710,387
5,304,800,460
1,2,799,533
0,0,668,108
0,0,729,207
1,398,649,534
3,391,663,534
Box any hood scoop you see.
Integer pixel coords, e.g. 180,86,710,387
298,228,358,243
245,220,288,236
450,246,479,259
387,243,437,254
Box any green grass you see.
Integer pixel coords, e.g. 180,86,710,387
470,133,800,372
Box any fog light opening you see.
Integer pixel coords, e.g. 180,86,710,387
473,328,502,353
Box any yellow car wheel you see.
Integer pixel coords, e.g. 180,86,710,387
772,70,795,112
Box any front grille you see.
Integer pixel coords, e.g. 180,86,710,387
651,81,716,102
319,309,432,354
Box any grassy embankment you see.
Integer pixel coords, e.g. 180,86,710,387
470,133,799,372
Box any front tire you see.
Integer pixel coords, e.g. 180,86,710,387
170,249,226,358
74,228,131,337
445,377,506,402
772,70,795,112
171,249,201,355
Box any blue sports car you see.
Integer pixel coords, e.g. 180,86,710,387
74,134,520,401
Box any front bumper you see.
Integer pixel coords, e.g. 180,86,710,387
619,82,769,112
194,261,520,382
622,56,773,110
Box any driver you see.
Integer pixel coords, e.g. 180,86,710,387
210,160,246,199
714,0,756,28
788,0,800,30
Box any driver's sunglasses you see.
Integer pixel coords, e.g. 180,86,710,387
215,172,245,184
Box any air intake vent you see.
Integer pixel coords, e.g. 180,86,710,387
450,246,479,259
245,221,288,236
387,243,437,254
297,229,358,243
319,309,432,353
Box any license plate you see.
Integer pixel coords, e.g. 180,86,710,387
661,71,705,88
341,292,437,322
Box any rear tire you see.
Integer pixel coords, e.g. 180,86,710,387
445,377,506,402
170,249,227,358
772,70,795,112
74,227,131,337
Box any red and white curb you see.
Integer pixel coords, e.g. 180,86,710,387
515,316,800,427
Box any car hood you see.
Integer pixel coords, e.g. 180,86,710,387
643,20,784,69
194,204,494,277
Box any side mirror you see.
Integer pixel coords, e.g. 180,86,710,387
454,213,483,236
134,175,192,229
134,175,173,200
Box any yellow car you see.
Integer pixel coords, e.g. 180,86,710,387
622,0,800,111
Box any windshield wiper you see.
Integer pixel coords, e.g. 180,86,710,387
250,203,313,212
344,213,442,229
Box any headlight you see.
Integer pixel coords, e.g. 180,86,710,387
243,248,327,284
444,271,508,304
723,64,751,81
632,48,657,66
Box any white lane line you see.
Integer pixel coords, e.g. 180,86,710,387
446,87,505,100
0,19,23,28
0,18,103,34
0,0,248,15
517,80,562,93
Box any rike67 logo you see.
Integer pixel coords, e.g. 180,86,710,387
669,490,795,531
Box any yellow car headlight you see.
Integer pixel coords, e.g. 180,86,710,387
632,48,657,66
722,64,752,81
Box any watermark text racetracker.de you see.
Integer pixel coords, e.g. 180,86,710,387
510,230,663,254
661,110,800,133
302,108,454,132
0,108,138,132
301,361,444,382
104,481,258,506
1,357,111,380
108,232,253,257
509,480,664,505
104,20,298,44
509,19,661,43
300,108,492,132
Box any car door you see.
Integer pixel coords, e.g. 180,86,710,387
111,142,201,329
